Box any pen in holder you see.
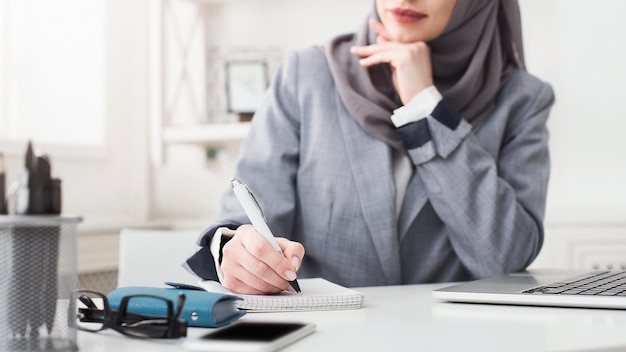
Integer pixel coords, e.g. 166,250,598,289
0,215,82,352
1,142,81,351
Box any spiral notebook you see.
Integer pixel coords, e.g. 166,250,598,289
198,278,365,312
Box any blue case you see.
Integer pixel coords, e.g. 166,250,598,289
107,286,246,328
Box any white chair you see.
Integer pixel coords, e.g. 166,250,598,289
117,228,202,287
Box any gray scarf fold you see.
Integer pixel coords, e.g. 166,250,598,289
325,0,525,152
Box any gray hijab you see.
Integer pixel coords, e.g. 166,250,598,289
325,0,525,152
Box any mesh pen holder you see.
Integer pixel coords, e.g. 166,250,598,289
0,215,82,352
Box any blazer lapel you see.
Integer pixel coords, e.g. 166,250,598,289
398,173,429,241
336,100,402,285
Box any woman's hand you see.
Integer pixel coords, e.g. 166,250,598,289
220,224,305,295
350,19,434,105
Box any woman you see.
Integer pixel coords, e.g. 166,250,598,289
186,0,554,294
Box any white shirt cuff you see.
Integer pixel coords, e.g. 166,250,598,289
210,227,236,283
391,86,442,127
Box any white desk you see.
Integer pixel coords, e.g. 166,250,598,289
77,283,626,352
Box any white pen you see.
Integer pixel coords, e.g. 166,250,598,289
231,177,301,293
11,169,29,215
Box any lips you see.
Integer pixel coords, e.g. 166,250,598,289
388,8,426,24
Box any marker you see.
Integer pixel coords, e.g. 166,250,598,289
14,142,33,215
164,282,204,291
231,178,301,293
0,153,6,214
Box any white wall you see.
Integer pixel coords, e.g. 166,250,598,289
14,0,152,232
0,0,150,235
203,0,371,49
521,0,626,226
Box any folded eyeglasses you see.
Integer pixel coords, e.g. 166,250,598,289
72,289,187,339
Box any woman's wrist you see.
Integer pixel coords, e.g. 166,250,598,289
210,227,236,282
391,86,442,127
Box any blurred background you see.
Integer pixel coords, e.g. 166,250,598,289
0,0,624,292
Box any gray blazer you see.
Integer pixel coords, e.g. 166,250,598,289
187,47,555,287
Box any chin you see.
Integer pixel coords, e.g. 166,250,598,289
390,32,421,43
385,26,421,43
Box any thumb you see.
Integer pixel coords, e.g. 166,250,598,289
276,238,305,271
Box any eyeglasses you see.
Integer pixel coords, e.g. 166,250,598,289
71,289,188,339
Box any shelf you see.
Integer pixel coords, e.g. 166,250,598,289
162,122,250,145
180,0,230,4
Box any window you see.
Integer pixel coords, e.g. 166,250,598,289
0,0,105,147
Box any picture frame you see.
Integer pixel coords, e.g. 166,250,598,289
224,60,269,116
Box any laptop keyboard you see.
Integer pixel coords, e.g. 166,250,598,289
522,271,626,296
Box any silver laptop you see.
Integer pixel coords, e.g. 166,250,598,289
432,269,626,309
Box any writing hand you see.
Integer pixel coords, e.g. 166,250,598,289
220,225,305,295
350,18,434,105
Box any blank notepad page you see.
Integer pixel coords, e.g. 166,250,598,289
199,278,365,312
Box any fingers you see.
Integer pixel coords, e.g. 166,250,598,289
220,225,303,294
350,43,394,66
351,47,394,68
351,43,408,68
350,19,392,61
351,40,433,104
351,41,430,63
240,229,299,282
350,43,384,58
369,18,391,43
277,237,305,271
221,270,284,295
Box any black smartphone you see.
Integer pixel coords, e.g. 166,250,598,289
184,321,316,352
